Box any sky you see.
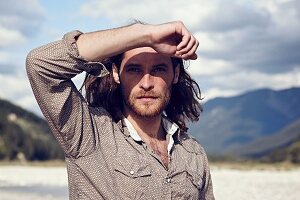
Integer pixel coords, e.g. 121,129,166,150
0,0,299,116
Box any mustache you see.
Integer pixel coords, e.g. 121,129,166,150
134,91,161,98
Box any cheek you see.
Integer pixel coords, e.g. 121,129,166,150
120,73,140,88
157,78,172,90
120,75,134,89
120,80,136,98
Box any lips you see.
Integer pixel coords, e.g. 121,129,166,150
136,95,159,103
137,96,157,99
136,92,158,99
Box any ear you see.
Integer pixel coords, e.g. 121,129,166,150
173,64,180,84
112,64,120,84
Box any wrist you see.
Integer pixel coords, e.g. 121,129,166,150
132,23,154,48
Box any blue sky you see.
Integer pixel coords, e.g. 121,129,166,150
0,0,299,115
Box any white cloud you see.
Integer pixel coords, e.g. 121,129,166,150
198,67,300,101
198,0,271,32
0,0,45,37
194,32,221,52
0,72,43,115
0,25,26,47
0,74,30,99
79,0,272,32
201,87,239,102
208,67,300,90
79,0,213,30
188,57,234,76
0,51,10,63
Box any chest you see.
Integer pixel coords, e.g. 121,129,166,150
147,139,169,168
110,136,204,199
69,128,205,200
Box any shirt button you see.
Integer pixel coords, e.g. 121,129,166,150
129,170,134,175
166,177,171,183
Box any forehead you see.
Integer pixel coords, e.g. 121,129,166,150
121,47,172,67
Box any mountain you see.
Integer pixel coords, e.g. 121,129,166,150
189,87,300,157
262,137,300,163
233,118,300,163
233,118,300,158
0,98,64,161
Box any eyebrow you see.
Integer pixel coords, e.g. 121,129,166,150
124,63,142,68
125,63,168,68
154,63,168,68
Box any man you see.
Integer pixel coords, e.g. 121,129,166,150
26,21,214,199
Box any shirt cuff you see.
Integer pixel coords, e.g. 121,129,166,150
63,30,110,77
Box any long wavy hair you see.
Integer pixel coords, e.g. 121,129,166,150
82,53,203,132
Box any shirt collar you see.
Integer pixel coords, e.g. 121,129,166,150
123,118,142,142
123,116,179,154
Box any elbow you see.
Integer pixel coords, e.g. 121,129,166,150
26,48,38,71
25,48,43,78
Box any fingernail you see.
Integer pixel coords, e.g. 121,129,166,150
175,52,182,57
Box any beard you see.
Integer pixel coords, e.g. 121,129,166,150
122,87,171,118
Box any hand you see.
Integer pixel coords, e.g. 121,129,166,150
149,21,199,60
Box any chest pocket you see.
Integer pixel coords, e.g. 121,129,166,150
113,152,152,199
170,139,206,199
186,169,204,190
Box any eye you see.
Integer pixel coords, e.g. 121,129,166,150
126,64,142,73
128,67,140,72
152,64,167,73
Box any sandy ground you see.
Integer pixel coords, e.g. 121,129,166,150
0,165,299,200
0,166,68,200
211,167,300,200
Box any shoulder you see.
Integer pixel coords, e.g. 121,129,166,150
178,132,207,156
89,106,110,115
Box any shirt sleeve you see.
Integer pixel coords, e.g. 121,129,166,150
26,31,109,158
200,152,215,200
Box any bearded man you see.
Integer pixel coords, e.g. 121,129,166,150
26,21,214,200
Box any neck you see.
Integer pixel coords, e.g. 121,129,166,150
125,112,165,140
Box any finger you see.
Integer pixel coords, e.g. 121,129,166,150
174,50,184,58
182,52,197,60
176,26,191,51
178,35,197,55
181,40,199,60
176,51,197,60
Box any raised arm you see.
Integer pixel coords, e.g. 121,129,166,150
76,21,199,61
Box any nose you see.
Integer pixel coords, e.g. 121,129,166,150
139,74,154,91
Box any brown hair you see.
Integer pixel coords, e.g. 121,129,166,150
82,54,202,132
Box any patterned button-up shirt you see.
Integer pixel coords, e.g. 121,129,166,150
26,30,215,200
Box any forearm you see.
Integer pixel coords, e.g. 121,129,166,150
76,21,199,61
76,23,152,61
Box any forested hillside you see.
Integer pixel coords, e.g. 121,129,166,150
0,98,64,161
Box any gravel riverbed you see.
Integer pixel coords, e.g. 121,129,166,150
0,165,299,200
